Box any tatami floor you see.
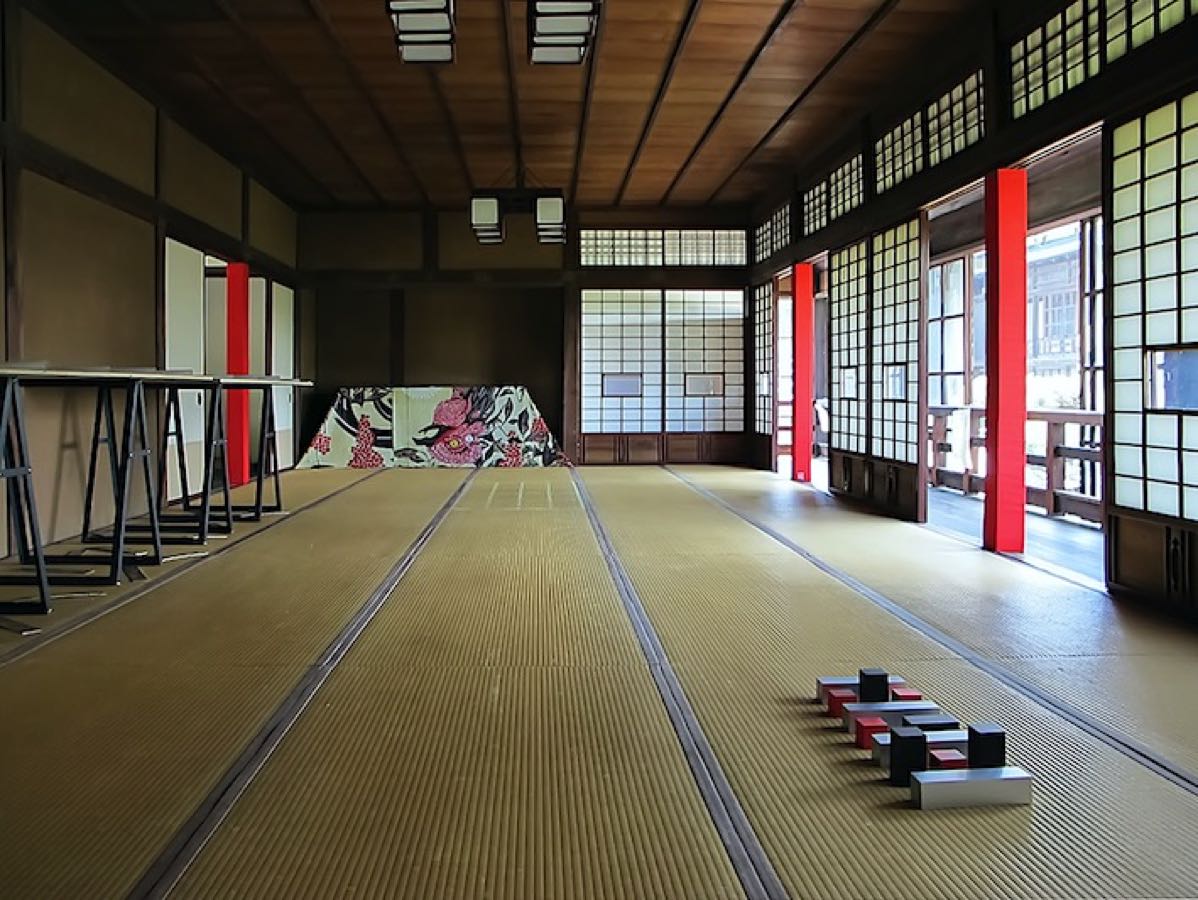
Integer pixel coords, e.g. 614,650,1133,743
3,466,1198,899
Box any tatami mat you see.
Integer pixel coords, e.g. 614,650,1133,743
581,466,1198,899
676,464,1198,776
0,469,465,899
172,469,744,900
0,468,375,655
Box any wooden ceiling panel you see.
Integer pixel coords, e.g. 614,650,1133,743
41,0,990,211
573,0,692,206
666,0,880,204
437,1,518,191
714,0,979,203
506,0,587,195
619,0,782,205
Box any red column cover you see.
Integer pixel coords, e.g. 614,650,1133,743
982,170,1028,553
792,263,815,483
226,262,251,487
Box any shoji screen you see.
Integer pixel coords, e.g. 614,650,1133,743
665,290,745,433
829,242,869,453
580,290,663,434
870,220,923,464
753,284,774,435
1109,88,1198,520
164,239,206,501
272,285,296,469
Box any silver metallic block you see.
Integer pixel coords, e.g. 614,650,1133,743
911,767,1033,809
842,700,940,736
872,729,968,771
816,674,905,704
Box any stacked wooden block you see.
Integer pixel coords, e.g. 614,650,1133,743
816,668,1033,809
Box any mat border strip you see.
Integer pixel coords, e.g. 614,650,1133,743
572,469,790,900
128,469,478,900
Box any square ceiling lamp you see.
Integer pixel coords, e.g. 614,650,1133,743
528,1,600,65
387,0,455,63
471,195,504,245
536,192,566,244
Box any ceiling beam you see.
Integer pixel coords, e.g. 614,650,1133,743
497,0,525,187
304,0,431,206
613,0,704,206
706,0,900,204
426,69,474,193
211,0,385,205
660,0,801,205
568,5,604,204
114,0,336,206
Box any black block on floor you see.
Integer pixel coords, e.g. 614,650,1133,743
969,723,1007,768
858,667,890,703
889,726,928,787
903,713,960,731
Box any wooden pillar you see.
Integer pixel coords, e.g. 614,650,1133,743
982,169,1027,553
227,261,251,487
792,263,815,483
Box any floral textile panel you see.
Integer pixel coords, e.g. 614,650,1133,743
298,386,570,470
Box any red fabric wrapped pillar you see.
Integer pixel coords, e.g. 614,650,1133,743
792,263,815,483
982,170,1028,553
226,262,251,487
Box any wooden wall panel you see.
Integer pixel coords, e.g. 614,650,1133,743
18,172,157,542
160,119,242,239
437,213,562,271
249,179,298,268
403,286,564,439
299,212,423,272
20,11,156,195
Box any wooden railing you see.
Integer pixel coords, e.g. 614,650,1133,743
927,406,1103,523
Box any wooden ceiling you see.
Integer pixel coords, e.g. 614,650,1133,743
43,0,985,210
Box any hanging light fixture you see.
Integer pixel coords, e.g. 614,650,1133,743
387,0,455,64
471,195,505,245
535,192,566,244
527,1,601,65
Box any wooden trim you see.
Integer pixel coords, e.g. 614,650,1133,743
661,0,800,205
562,285,580,460
914,208,930,524
568,5,603,205
303,0,432,206
707,0,901,204
212,0,383,205
614,0,703,206
498,0,525,184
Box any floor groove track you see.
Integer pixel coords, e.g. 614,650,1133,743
0,469,380,668
132,470,479,900
571,469,788,900
580,466,1198,899
665,465,1198,798
0,469,470,900
170,470,745,900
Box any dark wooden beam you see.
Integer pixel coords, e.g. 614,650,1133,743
211,0,386,205
706,0,899,204
498,0,525,186
3,0,22,361
568,4,604,204
426,68,474,193
613,0,704,206
304,0,432,206
661,0,801,205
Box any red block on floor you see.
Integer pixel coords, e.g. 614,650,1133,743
827,688,856,717
930,749,968,770
891,687,923,701
855,716,888,749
